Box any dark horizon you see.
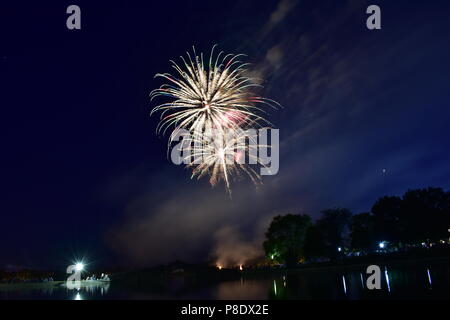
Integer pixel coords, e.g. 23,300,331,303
1,0,450,270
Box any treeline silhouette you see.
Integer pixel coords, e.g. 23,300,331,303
264,187,450,266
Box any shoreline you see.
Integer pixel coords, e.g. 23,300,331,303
245,255,450,275
1,255,449,291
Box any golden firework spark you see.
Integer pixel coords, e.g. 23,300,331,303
150,46,279,194
182,128,270,194
150,46,278,139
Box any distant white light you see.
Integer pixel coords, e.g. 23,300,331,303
75,263,84,271
338,247,342,252
379,242,385,249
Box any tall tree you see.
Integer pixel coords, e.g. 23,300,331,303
371,196,403,244
316,208,352,258
263,214,312,267
303,225,327,261
350,212,374,251
401,187,450,243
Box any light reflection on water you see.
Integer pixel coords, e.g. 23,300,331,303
1,265,450,300
342,275,347,294
385,267,391,292
70,283,110,300
273,280,277,296
244,265,450,300
427,268,432,288
215,279,268,300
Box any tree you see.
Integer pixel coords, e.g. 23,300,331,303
401,187,450,243
350,212,374,251
371,196,403,244
303,225,327,261
263,214,312,267
316,208,352,258
371,188,450,245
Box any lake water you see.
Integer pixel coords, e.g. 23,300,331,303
2,263,450,300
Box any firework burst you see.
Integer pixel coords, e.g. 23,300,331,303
150,46,279,194
184,129,270,193
150,46,278,138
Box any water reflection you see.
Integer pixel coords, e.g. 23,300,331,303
2,264,449,300
427,269,432,288
342,275,347,294
215,279,268,300
384,267,391,293
262,265,450,300
67,282,110,300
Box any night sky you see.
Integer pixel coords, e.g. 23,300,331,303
1,0,450,269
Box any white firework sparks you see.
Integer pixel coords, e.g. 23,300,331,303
184,129,270,194
150,46,279,194
150,45,278,139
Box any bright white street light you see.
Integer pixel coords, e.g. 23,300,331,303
75,263,84,271
379,242,385,249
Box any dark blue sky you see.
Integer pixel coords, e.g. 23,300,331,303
1,0,450,269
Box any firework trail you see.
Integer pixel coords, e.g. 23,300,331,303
150,46,279,194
